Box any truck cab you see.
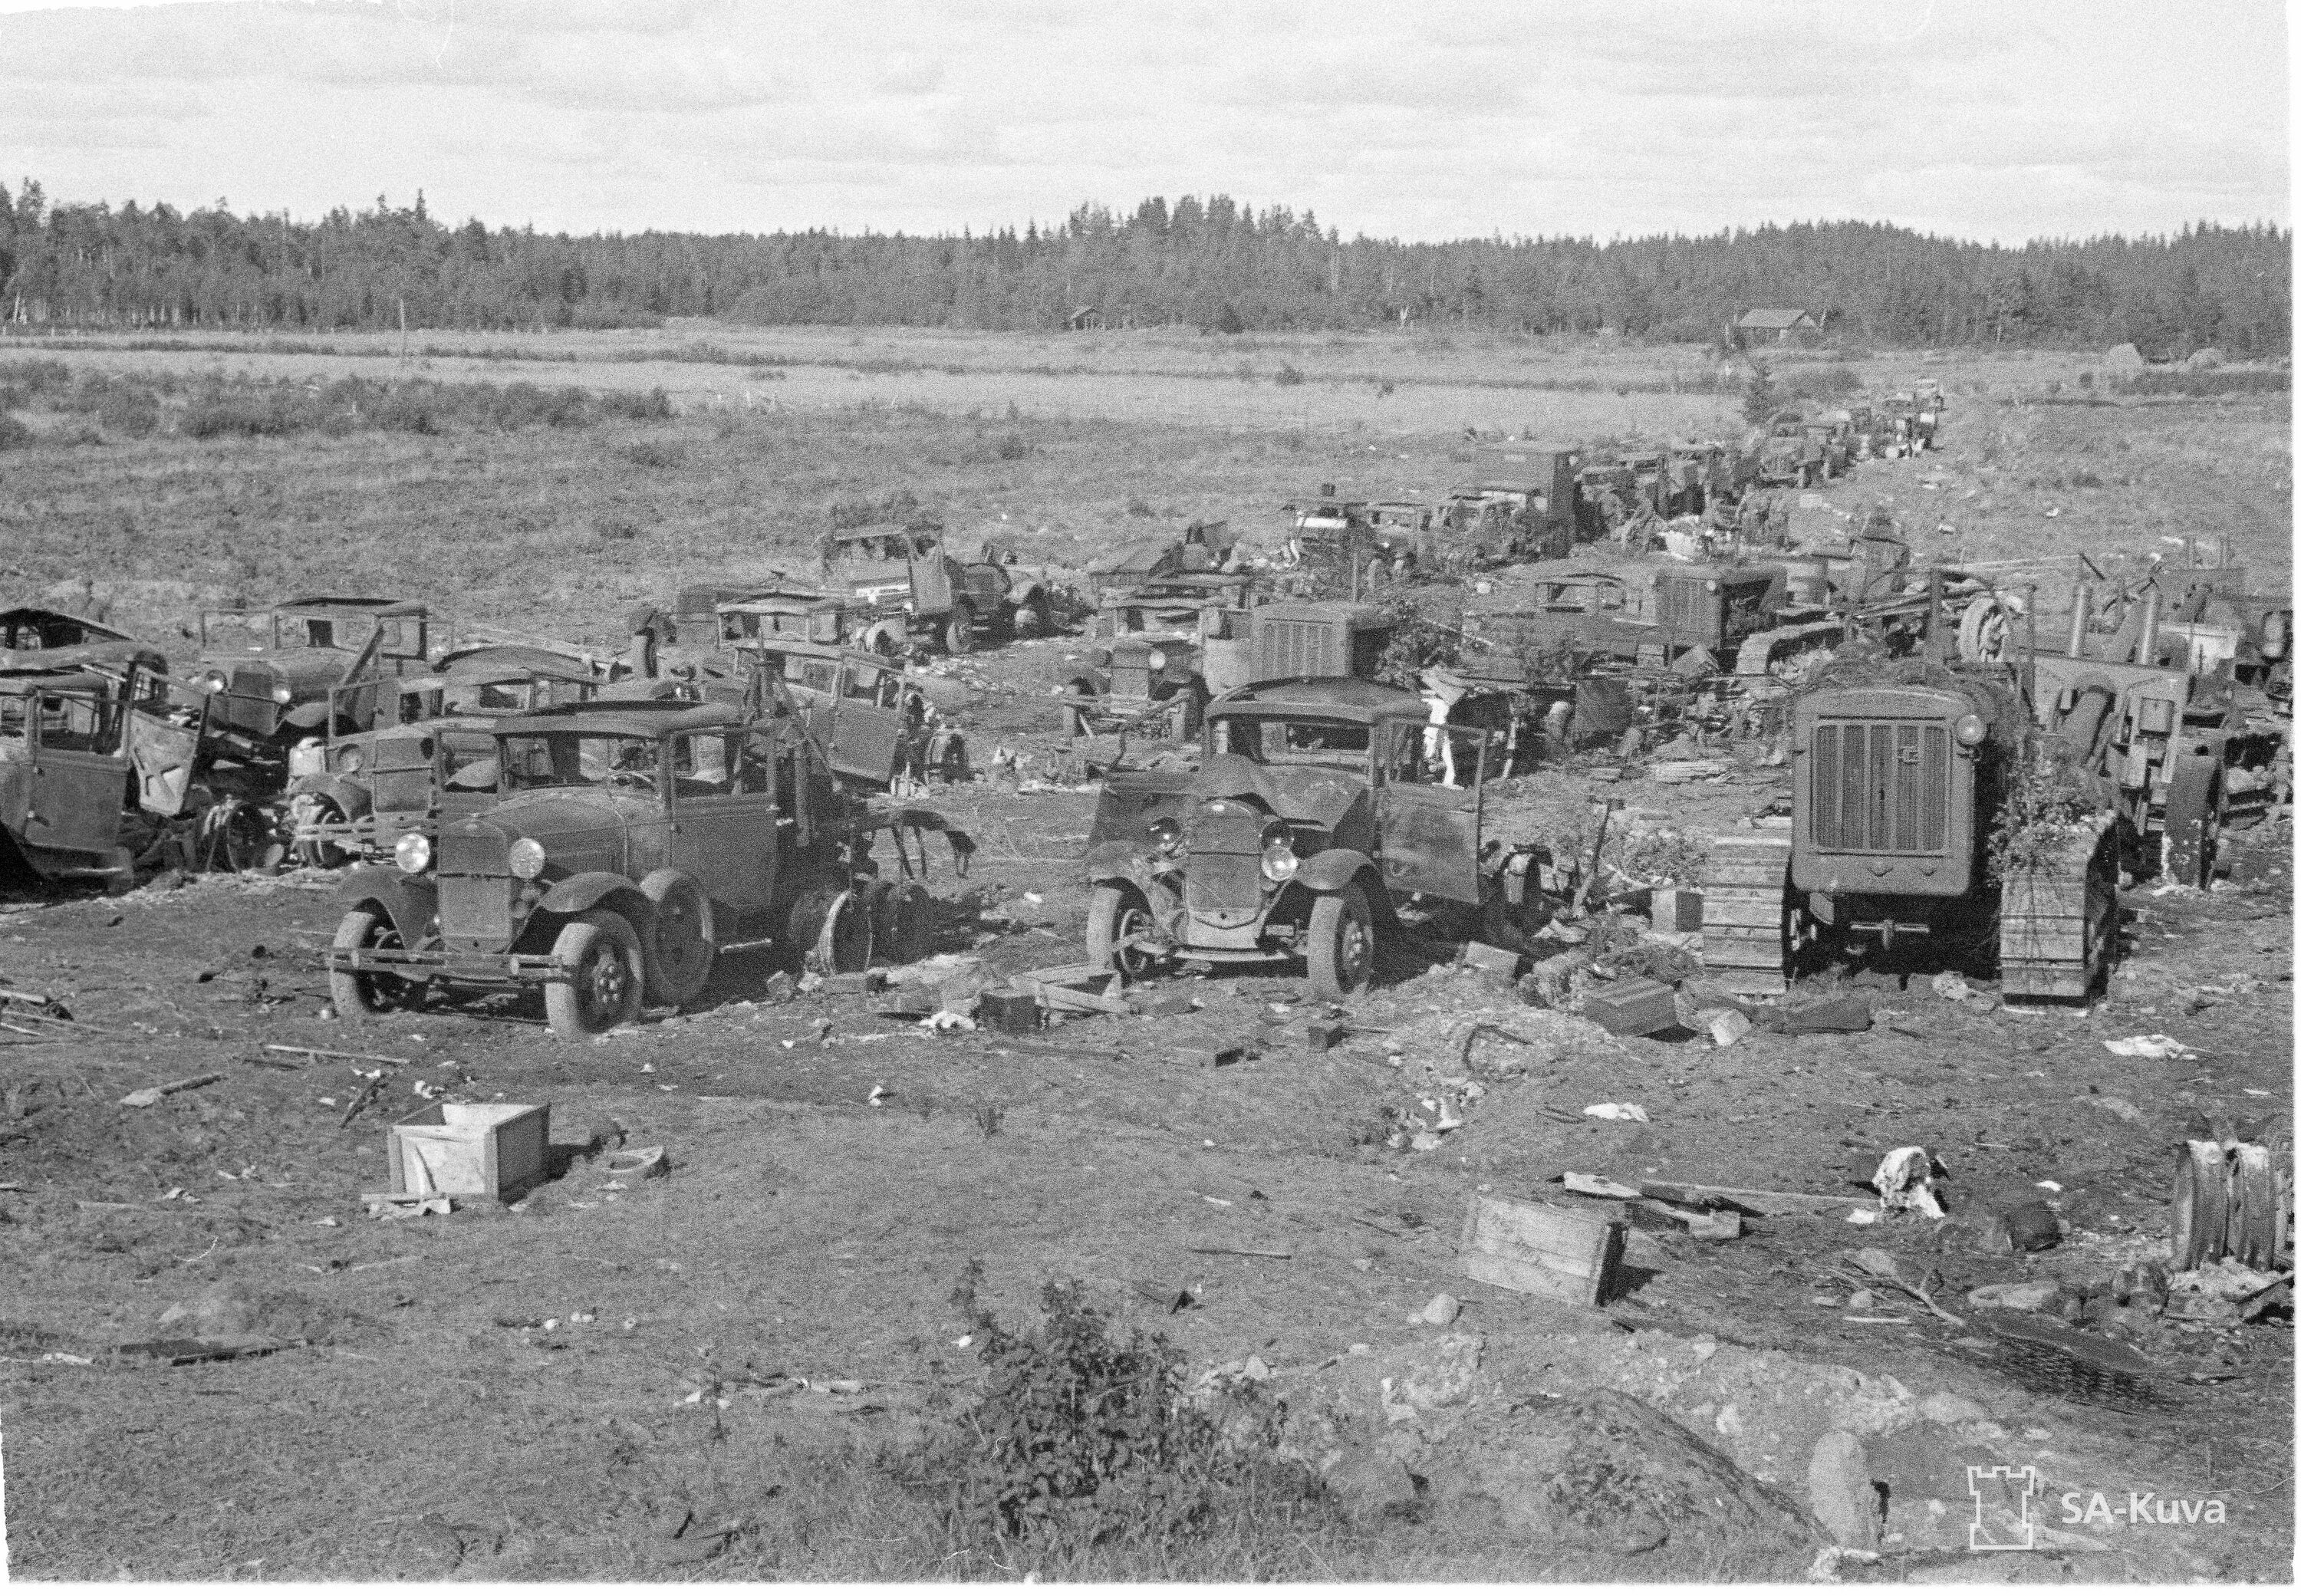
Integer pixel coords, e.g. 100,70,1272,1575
194,597,432,755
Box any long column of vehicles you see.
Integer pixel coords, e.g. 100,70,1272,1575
0,370,2283,1026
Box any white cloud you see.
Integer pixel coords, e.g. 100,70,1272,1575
0,0,2282,241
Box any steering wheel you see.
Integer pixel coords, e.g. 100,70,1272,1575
606,768,657,793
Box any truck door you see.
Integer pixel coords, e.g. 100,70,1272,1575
908,535,956,617
667,729,778,923
25,684,130,859
826,660,905,785
1373,719,1486,904
127,666,202,816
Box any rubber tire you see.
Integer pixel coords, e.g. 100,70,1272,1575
545,911,646,1039
220,801,283,874
1085,883,1159,985
1306,882,1376,1002
331,908,416,1019
943,607,975,656
789,884,874,972
2162,759,2224,886
296,797,352,870
640,872,714,1008
873,880,934,967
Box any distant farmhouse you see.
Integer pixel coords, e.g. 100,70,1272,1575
1736,308,1822,344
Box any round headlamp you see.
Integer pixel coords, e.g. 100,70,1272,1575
1953,712,1987,747
1147,816,1183,857
1259,822,1299,883
508,837,547,880
272,684,295,705
394,831,432,874
202,672,227,693
1705,579,1720,593
1146,650,1168,671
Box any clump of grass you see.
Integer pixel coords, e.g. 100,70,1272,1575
996,432,1030,461
0,413,33,449
593,515,640,541
1273,363,1305,387
1988,744,2100,884
1125,496,1155,518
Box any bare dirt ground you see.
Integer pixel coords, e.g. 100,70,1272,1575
0,327,2290,1581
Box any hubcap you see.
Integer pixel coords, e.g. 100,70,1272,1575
588,946,627,1016
1339,913,1369,982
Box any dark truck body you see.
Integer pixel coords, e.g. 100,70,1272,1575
193,597,433,759
0,650,195,893
324,695,948,1038
1080,676,1552,999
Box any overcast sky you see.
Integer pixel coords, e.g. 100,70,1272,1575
0,0,2287,244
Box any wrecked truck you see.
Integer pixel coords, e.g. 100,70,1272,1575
1081,676,1554,1001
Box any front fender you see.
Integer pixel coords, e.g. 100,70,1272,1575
288,774,373,820
337,867,437,939
539,871,655,932
1085,840,1156,886
279,700,332,732
1295,847,1376,895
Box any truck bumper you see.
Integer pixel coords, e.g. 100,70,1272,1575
324,946,567,986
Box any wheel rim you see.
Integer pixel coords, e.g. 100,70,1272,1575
580,939,630,1028
1336,908,1371,986
1114,900,1154,980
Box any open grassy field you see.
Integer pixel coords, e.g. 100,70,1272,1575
0,326,2291,1581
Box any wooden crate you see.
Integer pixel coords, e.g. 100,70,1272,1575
1703,831,1792,995
1583,977,1680,1037
388,1102,550,1204
1459,1195,1625,1307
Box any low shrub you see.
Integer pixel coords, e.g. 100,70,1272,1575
1273,363,1305,387
996,432,1030,461
621,439,684,469
0,413,33,449
602,386,674,420
934,1264,1314,1549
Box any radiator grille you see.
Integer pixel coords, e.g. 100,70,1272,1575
370,768,434,816
439,825,509,878
1655,579,1702,636
1253,618,1338,680
1810,719,1948,853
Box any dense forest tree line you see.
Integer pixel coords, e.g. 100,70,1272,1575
0,181,2286,358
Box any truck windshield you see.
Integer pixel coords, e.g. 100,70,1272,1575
1213,716,1371,770
497,732,661,791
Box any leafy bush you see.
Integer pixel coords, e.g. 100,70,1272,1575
996,432,1030,461
601,386,673,420
937,1264,1309,1548
0,413,33,449
1125,496,1155,518
594,515,640,541
828,488,923,530
621,439,684,469
1273,363,1305,387
0,357,69,397
1987,744,2101,884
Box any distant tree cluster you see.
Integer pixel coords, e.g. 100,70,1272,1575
0,181,2286,359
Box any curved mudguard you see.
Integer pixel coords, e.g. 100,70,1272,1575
280,700,333,732
337,867,437,936
540,871,657,929
1295,847,1376,896
288,774,374,820
1086,840,1155,886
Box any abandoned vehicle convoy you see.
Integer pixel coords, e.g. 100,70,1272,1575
1755,413,1825,489
1081,676,1552,1002
0,607,150,673
324,696,935,1039
192,597,434,765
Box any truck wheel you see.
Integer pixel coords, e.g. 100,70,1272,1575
789,884,874,972
640,871,714,1008
2162,759,2224,886
1085,884,1158,984
219,800,285,874
871,880,934,966
1306,882,1375,1002
545,911,645,1038
943,607,976,655
295,797,352,869
330,908,418,1018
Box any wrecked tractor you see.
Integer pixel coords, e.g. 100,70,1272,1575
1080,677,1553,1002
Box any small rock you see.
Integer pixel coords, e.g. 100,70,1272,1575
1847,1288,1876,1311
1415,1292,1461,1327
760,971,798,1004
